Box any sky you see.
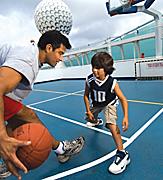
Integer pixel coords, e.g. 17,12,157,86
0,0,162,48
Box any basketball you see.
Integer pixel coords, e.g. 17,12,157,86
12,123,53,170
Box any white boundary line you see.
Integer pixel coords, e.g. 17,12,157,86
128,99,163,106
28,106,163,180
28,90,84,106
33,89,84,96
31,89,163,106
40,108,163,180
28,106,129,141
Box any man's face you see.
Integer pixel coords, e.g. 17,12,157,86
45,44,66,67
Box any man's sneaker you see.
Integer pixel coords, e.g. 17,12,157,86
56,136,85,163
108,150,130,174
86,118,103,127
0,160,11,179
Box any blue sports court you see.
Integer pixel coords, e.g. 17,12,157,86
1,0,163,179
7,79,163,180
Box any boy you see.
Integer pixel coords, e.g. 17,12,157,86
84,52,130,174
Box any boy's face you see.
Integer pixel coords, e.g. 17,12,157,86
92,67,106,80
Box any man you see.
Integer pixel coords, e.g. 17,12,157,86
0,30,85,180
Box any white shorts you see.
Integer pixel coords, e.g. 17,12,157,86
86,103,118,125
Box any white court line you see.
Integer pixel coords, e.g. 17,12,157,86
32,89,163,106
41,108,163,180
28,106,129,141
33,89,69,94
28,90,84,106
33,89,84,96
128,99,163,106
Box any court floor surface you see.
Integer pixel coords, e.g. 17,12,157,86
7,79,163,180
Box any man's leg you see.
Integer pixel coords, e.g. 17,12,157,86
7,105,60,149
1,96,84,178
0,160,11,179
7,105,85,163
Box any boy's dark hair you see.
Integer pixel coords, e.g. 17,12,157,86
91,52,115,75
38,30,71,50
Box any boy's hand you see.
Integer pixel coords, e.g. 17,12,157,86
85,111,96,122
122,117,129,132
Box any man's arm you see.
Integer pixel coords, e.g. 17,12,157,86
0,67,31,179
0,67,22,138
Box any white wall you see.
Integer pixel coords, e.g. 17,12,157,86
135,59,163,77
35,60,135,83
113,60,135,77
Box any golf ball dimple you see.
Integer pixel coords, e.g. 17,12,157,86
34,0,72,35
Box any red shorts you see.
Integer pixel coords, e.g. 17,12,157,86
3,96,23,121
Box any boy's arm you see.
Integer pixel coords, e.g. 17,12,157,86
83,82,91,113
114,82,129,131
83,82,94,121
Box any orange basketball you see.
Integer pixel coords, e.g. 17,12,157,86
12,123,53,170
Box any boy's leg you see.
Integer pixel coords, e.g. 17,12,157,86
85,106,103,127
104,105,130,174
104,105,123,149
106,124,123,150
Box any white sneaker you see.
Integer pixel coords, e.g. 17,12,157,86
56,136,85,163
108,150,130,174
0,160,11,179
86,118,103,127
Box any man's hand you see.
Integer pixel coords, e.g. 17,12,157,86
0,135,31,179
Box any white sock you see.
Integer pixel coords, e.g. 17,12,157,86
54,142,65,154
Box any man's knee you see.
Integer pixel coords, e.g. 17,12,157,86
16,105,37,119
7,117,26,132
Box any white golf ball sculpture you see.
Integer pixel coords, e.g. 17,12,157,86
34,0,72,35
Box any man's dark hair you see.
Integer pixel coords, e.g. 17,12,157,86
38,30,71,50
91,52,115,75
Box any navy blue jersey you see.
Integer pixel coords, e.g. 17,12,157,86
86,73,117,107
